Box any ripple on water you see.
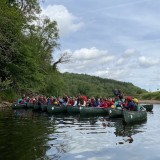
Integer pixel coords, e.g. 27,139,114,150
1,106,160,160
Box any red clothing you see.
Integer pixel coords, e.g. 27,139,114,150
100,101,108,108
68,99,74,106
122,102,127,107
29,99,34,103
81,95,88,102
106,101,113,107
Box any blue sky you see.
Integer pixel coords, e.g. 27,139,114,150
41,0,160,91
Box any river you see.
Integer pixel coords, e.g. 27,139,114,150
0,104,160,160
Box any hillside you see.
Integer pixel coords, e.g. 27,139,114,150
61,72,147,97
141,91,160,100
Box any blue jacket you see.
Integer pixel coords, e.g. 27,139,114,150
125,101,136,110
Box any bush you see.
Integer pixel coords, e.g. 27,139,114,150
0,89,20,102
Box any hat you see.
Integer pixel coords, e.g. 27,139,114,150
127,96,132,101
133,98,138,103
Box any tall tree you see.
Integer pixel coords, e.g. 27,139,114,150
0,0,62,95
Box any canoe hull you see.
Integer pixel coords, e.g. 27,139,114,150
40,104,47,112
11,103,27,109
67,106,80,114
33,104,41,111
108,108,123,118
123,110,147,124
142,104,153,111
26,103,34,109
80,107,108,116
47,105,67,114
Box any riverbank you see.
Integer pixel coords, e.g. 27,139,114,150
139,100,160,104
0,100,160,108
0,102,12,109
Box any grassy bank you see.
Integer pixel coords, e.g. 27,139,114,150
0,89,20,103
140,91,160,100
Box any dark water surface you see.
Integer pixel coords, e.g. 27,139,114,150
0,105,160,160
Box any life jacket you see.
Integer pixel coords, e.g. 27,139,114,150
106,101,112,107
126,101,136,110
116,104,122,110
81,95,88,102
18,99,22,104
29,99,34,103
100,101,108,108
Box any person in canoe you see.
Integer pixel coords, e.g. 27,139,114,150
58,96,64,106
122,98,128,108
115,100,123,110
29,96,36,104
67,97,75,106
114,89,121,97
133,98,146,111
107,97,114,108
91,97,100,107
63,94,69,106
100,98,108,108
125,96,137,111
113,89,123,101
87,98,92,107
19,96,27,105
78,95,88,107
47,96,53,105
73,97,78,107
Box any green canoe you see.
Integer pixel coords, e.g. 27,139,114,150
108,108,123,118
11,103,27,109
33,104,41,111
142,104,153,112
26,103,34,109
40,104,47,112
123,110,147,124
47,105,67,114
67,106,80,114
80,107,108,116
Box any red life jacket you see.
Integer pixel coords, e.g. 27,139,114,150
81,95,88,102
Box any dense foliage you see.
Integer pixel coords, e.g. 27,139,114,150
141,91,160,100
0,0,65,99
61,73,147,98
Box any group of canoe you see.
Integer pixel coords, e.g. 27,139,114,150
11,102,153,124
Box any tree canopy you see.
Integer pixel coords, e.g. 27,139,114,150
61,73,147,98
0,0,64,96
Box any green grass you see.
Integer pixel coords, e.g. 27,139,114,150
141,91,160,100
0,89,20,102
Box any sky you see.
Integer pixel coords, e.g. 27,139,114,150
40,0,160,91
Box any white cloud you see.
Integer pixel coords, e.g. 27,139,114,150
59,47,115,73
41,5,84,36
138,56,160,68
115,48,138,66
94,68,127,80
94,70,110,77
116,58,126,66
73,47,106,60
72,47,115,62
58,47,137,81
123,48,137,58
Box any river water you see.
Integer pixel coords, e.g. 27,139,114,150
0,104,160,160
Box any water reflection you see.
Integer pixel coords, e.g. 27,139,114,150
0,106,159,160
0,109,51,160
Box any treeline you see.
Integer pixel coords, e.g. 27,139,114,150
61,73,147,98
141,91,160,100
0,0,66,101
0,0,148,102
